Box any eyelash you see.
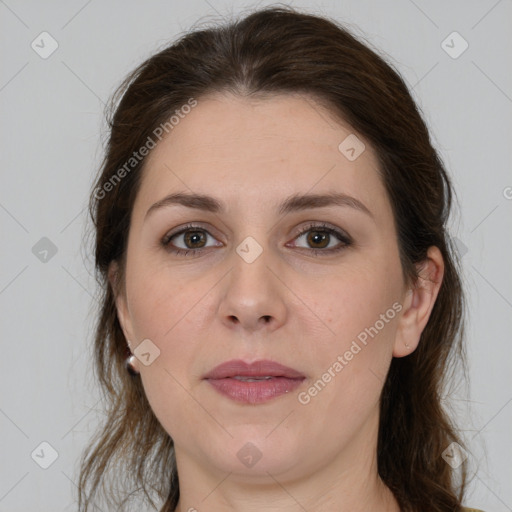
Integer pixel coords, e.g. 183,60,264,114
161,222,352,257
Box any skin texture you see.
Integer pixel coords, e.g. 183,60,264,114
110,92,444,512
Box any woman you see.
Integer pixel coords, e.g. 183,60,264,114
78,5,482,512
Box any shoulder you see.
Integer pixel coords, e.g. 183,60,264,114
462,508,486,512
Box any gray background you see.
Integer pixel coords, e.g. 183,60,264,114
1,0,511,510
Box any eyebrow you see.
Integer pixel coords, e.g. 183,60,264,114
145,191,373,220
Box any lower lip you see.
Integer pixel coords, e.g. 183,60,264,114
206,377,304,404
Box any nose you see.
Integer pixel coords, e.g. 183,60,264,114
217,244,287,333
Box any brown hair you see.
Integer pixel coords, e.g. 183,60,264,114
79,5,469,511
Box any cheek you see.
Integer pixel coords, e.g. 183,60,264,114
125,242,195,339
298,254,401,403
125,270,206,438
127,269,200,375
310,260,401,349
295,275,399,445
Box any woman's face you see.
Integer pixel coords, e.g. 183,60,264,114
113,92,426,482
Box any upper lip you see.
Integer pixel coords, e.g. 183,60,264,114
203,359,305,379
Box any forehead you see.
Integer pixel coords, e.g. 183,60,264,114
134,92,389,219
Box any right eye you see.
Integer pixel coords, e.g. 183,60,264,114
161,224,223,257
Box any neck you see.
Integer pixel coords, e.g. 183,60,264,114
174,468,399,512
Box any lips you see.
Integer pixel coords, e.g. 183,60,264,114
203,359,305,380
203,359,305,404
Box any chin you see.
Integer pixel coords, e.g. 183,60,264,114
206,432,302,479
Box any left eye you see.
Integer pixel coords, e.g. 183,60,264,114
290,223,352,254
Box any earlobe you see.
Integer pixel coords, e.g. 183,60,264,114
393,246,445,358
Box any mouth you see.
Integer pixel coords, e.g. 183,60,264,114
203,359,305,404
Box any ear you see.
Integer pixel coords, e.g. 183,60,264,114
393,246,444,357
108,261,138,366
